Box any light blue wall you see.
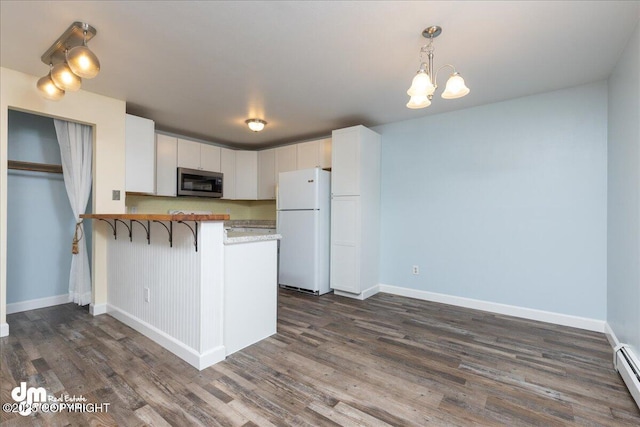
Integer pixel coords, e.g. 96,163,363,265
375,82,608,320
608,21,640,354
7,110,92,304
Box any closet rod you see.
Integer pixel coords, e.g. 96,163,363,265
8,160,63,174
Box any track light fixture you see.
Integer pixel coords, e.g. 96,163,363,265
406,26,470,109
36,22,100,101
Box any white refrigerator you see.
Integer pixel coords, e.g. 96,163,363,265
277,168,331,295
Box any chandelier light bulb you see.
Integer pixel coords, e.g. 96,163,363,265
407,70,434,97
441,73,470,99
406,95,431,109
50,61,82,91
246,119,267,132
37,72,65,101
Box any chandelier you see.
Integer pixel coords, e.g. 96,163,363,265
406,26,470,109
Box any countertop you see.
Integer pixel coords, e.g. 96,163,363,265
224,219,276,229
81,213,230,221
224,229,281,245
81,214,279,244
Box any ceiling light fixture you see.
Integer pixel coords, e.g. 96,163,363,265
406,26,470,109
36,22,100,101
246,119,267,132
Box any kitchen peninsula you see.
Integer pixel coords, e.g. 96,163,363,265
81,213,280,370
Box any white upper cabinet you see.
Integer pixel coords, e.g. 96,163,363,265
296,138,332,170
235,151,258,200
296,140,321,170
152,132,332,200
220,148,236,200
258,148,276,200
156,133,178,197
331,128,361,196
177,138,221,172
125,114,155,193
176,138,200,170
275,145,297,177
200,144,222,172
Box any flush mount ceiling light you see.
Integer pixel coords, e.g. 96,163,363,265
246,119,267,132
406,26,470,109
36,22,100,101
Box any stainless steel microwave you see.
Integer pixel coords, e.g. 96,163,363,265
177,167,223,198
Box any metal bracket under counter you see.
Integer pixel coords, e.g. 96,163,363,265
82,213,230,252
96,218,198,251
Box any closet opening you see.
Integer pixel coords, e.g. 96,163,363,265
7,109,93,313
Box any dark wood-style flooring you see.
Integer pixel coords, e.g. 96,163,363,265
2,289,639,426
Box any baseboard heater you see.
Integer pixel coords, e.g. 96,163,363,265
614,344,640,409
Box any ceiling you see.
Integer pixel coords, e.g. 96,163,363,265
1,1,639,148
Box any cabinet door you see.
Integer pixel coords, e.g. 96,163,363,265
330,196,360,293
220,148,236,200
235,151,257,200
275,145,297,179
200,144,221,172
296,140,321,170
125,114,155,193
258,148,276,199
177,138,201,170
331,128,360,196
156,134,177,197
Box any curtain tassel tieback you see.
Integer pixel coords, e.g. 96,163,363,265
72,221,84,254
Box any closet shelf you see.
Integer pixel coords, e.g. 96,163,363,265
8,160,63,174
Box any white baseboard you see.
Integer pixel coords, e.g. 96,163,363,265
107,305,225,370
90,303,107,316
604,322,620,348
378,284,606,332
6,294,69,315
333,285,380,301
0,323,8,337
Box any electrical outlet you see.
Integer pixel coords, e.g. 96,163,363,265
412,265,419,275
144,287,150,302
112,190,120,200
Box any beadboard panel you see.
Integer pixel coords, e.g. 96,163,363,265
107,221,224,354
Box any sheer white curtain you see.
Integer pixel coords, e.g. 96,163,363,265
54,119,93,305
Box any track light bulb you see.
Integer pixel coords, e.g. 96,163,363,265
67,35,100,79
37,73,65,101
51,61,82,91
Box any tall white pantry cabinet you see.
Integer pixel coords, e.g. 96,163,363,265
330,125,381,299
